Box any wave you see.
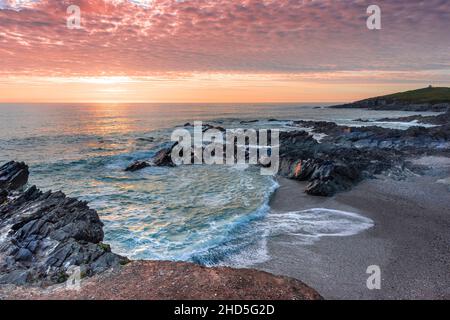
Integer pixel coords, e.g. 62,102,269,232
215,208,374,268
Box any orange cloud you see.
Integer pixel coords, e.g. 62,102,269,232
0,0,449,102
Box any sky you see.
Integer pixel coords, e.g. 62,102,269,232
0,0,449,103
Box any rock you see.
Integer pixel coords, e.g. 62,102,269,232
183,123,226,131
0,190,8,204
124,110,450,196
0,161,29,191
293,120,450,152
280,118,450,196
353,118,373,123
136,137,155,143
0,179,129,286
374,111,450,126
202,124,226,132
152,147,175,167
285,158,361,196
240,120,259,124
125,161,151,172
125,145,177,172
305,161,360,196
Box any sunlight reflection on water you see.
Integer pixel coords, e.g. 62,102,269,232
0,103,436,264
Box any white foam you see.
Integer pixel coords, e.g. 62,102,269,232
261,208,373,242
437,177,450,185
222,208,373,267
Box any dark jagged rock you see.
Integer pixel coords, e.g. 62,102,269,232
374,111,450,126
287,159,361,196
201,124,226,132
125,145,177,172
126,122,230,172
240,120,259,124
352,118,373,123
293,120,450,152
125,111,450,196
0,161,29,191
278,130,401,196
125,160,151,172
136,137,155,143
0,179,128,286
182,123,226,132
152,147,175,167
0,190,7,205
278,118,449,196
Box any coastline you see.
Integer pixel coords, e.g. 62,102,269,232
1,88,450,300
253,166,450,299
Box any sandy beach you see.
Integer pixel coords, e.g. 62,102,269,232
252,156,450,299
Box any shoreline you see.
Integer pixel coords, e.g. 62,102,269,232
251,161,450,299
1,89,450,299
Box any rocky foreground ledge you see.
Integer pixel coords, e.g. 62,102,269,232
2,261,322,300
0,161,129,285
0,161,322,300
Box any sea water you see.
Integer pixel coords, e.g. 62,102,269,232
0,103,437,265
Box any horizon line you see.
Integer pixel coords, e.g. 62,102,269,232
0,101,345,105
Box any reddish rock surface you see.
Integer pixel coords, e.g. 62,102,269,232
1,261,323,300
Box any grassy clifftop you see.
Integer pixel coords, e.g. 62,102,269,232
331,87,450,111
377,87,450,104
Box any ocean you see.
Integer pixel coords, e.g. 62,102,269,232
0,103,438,265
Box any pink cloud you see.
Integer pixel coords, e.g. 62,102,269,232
0,0,449,76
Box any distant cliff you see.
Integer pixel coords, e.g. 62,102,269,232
331,87,450,112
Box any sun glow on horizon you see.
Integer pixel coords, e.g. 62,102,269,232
0,71,449,104
1,1,449,104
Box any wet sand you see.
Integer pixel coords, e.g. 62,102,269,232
252,157,450,299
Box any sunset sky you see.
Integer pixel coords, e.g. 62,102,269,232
0,0,449,103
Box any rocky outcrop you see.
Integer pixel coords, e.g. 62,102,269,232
0,162,128,285
277,129,404,196
240,119,259,124
125,160,151,172
293,120,450,152
278,114,450,196
125,145,176,171
152,146,176,166
374,110,450,126
124,110,450,196
182,123,226,132
0,190,7,205
0,161,29,191
287,159,360,196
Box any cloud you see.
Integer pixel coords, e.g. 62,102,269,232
0,0,449,76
